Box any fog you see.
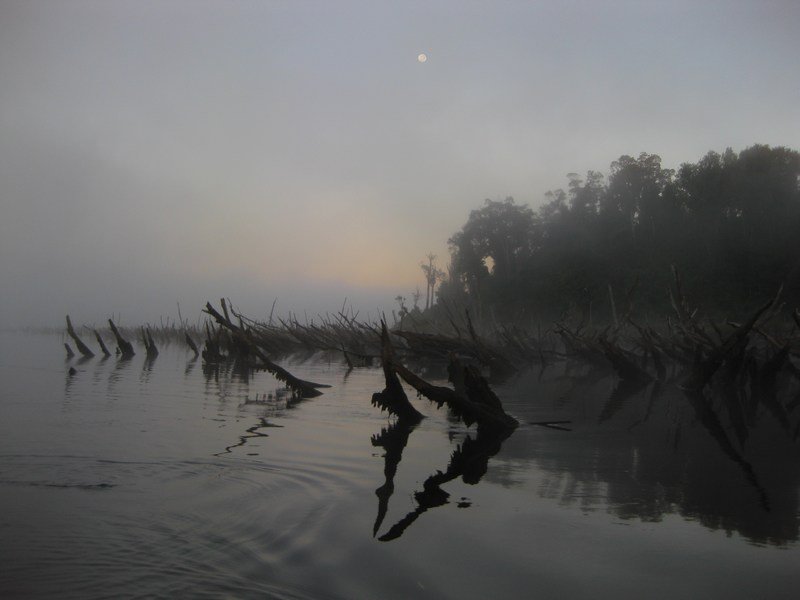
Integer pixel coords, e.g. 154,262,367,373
1,0,798,327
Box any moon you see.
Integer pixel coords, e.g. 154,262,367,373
417,53,427,63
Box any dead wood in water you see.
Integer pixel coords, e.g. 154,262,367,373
108,319,135,358
141,327,159,359
371,322,424,424
64,343,75,359
184,331,200,357
203,301,330,398
93,329,111,357
378,324,517,432
682,292,779,391
65,315,94,358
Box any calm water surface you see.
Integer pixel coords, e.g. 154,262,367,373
1,330,799,599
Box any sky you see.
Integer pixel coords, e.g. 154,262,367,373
1,0,798,327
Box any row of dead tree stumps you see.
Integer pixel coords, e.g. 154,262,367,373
64,315,163,361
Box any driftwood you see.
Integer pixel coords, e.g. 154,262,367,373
377,324,517,432
203,302,330,398
65,315,94,358
64,343,75,359
108,319,135,358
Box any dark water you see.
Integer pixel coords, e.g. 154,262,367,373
1,331,799,599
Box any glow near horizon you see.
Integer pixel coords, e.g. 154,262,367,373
0,0,798,325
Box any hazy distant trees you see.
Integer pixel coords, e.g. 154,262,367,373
439,145,800,320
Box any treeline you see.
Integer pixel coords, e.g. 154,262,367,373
438,144,800,322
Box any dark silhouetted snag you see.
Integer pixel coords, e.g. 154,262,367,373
64,343,75,359
385,336,517,432
184,331,200,357
65,315,94,358
108,319,135,358
202,322,223,363
93,329,111,357
141,327,159,359
372,322,424,423
203,301,329,398
682,293,778,391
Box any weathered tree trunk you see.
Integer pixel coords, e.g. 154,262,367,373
141,327,159,358
93,329,111,357
371,322,424,423
108,319,135,358
65,315,94,358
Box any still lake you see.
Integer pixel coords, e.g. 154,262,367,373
1,330,799,599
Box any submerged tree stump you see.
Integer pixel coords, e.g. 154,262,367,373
93,329,111,357
141,327,159,359
371,322,424,424
108,319,135,358
65,315,94,358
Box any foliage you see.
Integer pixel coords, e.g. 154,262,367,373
440,145,800,321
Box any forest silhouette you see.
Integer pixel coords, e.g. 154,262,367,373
434,144,800,322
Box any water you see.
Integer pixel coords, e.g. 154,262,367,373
1,330,799,599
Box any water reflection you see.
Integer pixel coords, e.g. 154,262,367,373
371,420,416,536
373,421,513,542
215,416,282,457
54,333,800,549
516,371,800,547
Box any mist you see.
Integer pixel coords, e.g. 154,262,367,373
1,1,798,327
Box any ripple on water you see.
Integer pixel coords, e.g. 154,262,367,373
0,453,359,599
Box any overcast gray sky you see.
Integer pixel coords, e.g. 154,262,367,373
1,0,798,327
